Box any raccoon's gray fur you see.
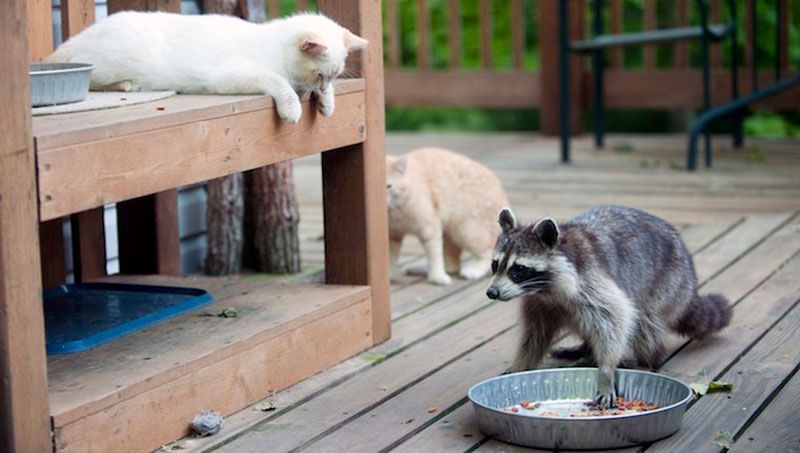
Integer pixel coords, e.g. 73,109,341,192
485,205,732,407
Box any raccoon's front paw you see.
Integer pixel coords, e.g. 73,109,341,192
316,87,335,117
276,94,302,123
427,272,452,286
594,385,618,409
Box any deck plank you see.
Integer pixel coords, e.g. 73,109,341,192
731,369,800,452
649,258,800,452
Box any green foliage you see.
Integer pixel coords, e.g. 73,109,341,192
745,111,800,138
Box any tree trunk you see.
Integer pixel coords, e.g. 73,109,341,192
205,174,244,275
246,162,301,274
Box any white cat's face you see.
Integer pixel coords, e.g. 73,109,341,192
290,15,368,91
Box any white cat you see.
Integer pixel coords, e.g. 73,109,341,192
46,12,368,122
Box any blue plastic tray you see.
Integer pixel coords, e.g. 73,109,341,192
44,282,214,355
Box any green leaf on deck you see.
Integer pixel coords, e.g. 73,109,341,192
362,353,386,363
713,430,735,449
690,380,733,397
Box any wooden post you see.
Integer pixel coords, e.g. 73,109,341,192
539,0,583,136
317,0,391,345
0,1,51,451
61,0,109,284
109,0,182,276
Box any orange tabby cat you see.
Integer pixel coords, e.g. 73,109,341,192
386,147,510,285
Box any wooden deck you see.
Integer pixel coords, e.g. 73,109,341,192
180,133,800,452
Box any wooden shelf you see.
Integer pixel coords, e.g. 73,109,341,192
32,79,367,221
47,275,372,452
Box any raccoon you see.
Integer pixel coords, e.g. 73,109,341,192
486,205,732,408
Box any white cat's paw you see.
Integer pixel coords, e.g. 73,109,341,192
459,262,490,280
317,89,335,117
277,95,302,123
427,272,452,286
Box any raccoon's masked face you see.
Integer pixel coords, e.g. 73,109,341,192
486,208,559,301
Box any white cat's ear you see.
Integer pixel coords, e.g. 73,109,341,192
392,156,408,175
343,30,369,52
301,39,328,57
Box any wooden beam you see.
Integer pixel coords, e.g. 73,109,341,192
317,0,391,345
61,0,95,42
709,0,722,67
0,1,51,451
385,69,539,108
70,208,107,281
609,0,623,67
538,0,583,135
39,219,66,289
26,0,54,60
675,0,690,68
34,86,367,221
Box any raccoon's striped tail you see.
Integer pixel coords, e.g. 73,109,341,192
672,293,732,339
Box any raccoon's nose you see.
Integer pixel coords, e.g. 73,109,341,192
486,287,500,300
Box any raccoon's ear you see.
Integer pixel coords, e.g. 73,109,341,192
532,218,559,248
498,207,516,233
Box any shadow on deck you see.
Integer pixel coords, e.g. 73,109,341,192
185,133,800,452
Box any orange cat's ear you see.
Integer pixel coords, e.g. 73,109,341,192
392,156,408,175
343,30,369,52
301,38,328,57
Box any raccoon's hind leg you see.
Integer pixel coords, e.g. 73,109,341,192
632,314,666,370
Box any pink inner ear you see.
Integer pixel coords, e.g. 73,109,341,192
301,40,328,56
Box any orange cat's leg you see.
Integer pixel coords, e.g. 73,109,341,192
459,250,493,280
418,226,451,286
444,236,462,274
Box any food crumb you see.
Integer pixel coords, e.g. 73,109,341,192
156,106,165,111
427,406,438,413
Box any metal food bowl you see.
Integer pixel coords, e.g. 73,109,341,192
468,368,693,450
30,63,93,107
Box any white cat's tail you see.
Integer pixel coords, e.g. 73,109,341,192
45,40,76,63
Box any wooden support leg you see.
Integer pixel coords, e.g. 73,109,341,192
318,0,391,345
117,191,181,275
0,1,51,451
39,219,66,289
71,208,107,282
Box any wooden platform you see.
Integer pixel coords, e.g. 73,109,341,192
32,79,366,221
175,132,800,452
48,275,371,452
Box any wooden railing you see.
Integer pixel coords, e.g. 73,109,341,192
381,0,799,135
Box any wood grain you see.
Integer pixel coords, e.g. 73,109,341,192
39,219,66,289
35,86,367,220
643,0,657,68
479,0,492,68
26,0,54,60
731,367,800,452
107,0,180,14
675,0,690,68
317,0,391,345
0,1,51,451
61,0,95,42
609,0,623,67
